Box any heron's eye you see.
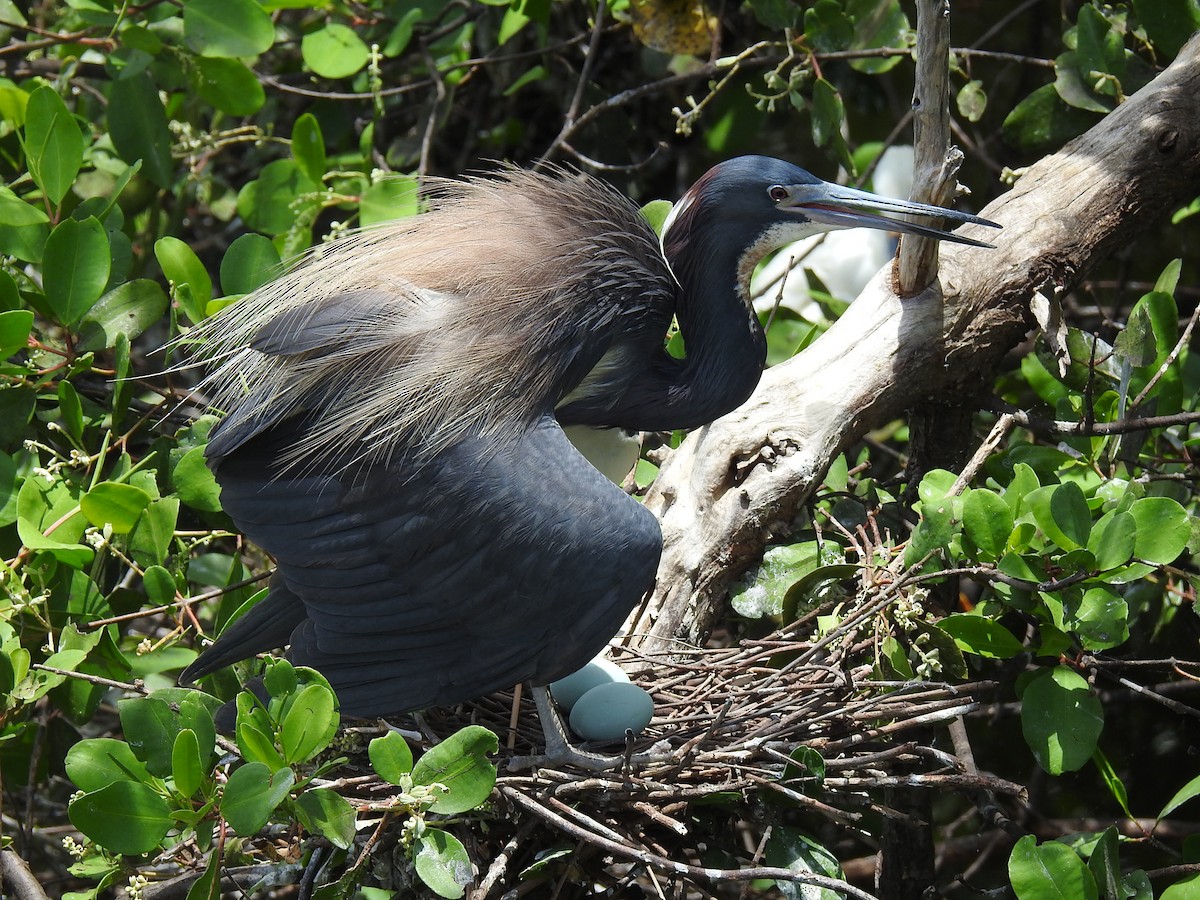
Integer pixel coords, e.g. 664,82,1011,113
768,185,789,202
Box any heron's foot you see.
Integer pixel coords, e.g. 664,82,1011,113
505,685,672,772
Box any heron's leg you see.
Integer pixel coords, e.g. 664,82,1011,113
506,684,672,772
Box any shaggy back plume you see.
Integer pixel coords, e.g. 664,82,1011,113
187,165,675,470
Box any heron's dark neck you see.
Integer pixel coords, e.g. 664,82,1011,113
591,224,767,432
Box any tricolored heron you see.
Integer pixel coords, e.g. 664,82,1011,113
180,156,995,736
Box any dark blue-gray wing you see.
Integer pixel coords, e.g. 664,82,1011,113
188,414,661,717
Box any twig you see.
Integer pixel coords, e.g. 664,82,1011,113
501,786,880,899
0,849,50,900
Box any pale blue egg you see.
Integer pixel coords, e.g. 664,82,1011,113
568,682,654,741
549,658,629,711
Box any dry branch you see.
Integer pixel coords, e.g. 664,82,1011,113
628,33,1200,656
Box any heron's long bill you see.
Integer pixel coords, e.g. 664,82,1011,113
781,182,1000,248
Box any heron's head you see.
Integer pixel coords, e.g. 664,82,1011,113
661,155,997,285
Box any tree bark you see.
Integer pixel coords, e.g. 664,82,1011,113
625,33,1200,656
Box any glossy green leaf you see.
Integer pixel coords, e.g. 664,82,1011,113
65,737,154,791
155,236,212,322
76,278,169,352
939,614,1024,659
143,565,177,606
846,0,907,73
369,730,414,784
904,504,958,570
69,781,173,855
803,0,853,51
180,692,219,773
236,720,286,770
1028,482,1091,552
1067,586,1128,650
56,380,83,443
184,0,275,58
173,446,223,513
302,24,370,79
963,488,1013,560
1002,84,1099,150
81,482,152,533
764,826,844,899
291,113,326,186
1087,510,1136,570
1131,0,1199,59
195,57,266,116
294,787,356,849
1159,772,1200,820
172,728,204,798
24,86,83,206
0,187,49,226
280,682,338,763
1008,834,1098,900
221,763,294,835
360,176,420,226
1128,497,1191,564
413,828,472,899
1092,754,1133,821
1115,290,1177,368
119,696,181,777
108,73,173,189
411,725,498,815
15,466,92,567
639,199,673,237
236,158,319,235
43,216,110,325
1020,666,1104,774
219,233,280,295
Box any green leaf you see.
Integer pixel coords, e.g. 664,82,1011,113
155,236,212,323
1066,586,1128,651
76,278,169,352
302,24,371,79
939,614,1024,659
1087,510,1136,570
219,233,280,296
108,73,174,190
291,113,326,186
0,306,31,356
119,696,181,777
1002,84,1099,150
803,0,853,51
1092,753,1133,821
221,763,295,835
360,176,420,226
180,692,219,772
764,826,844,900
639,199,673,237
294,788,356,850
369,731,415,784
411,725,498,815
65,737,154,791
1159,772,1200,820
413,829,472,899
1116,290,1177,368
184,0,275,58
195,57,266,116
962,489,1013,560
904,504,958,570
1008,834,1099,900
56,380,83,443
174,446,224,512
1028,482,1091,552
236,158,319,235
43,216,110,326
1128,497,1191,564
280,682,338,764
81,482,152,533
956,79,987,122
846,0,908,74
172,728,204,798
1132,0,1200,58
24,86,84,206
0,186,50,226
1020,666,1104,774
69,782,173,855
236,720,286,770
